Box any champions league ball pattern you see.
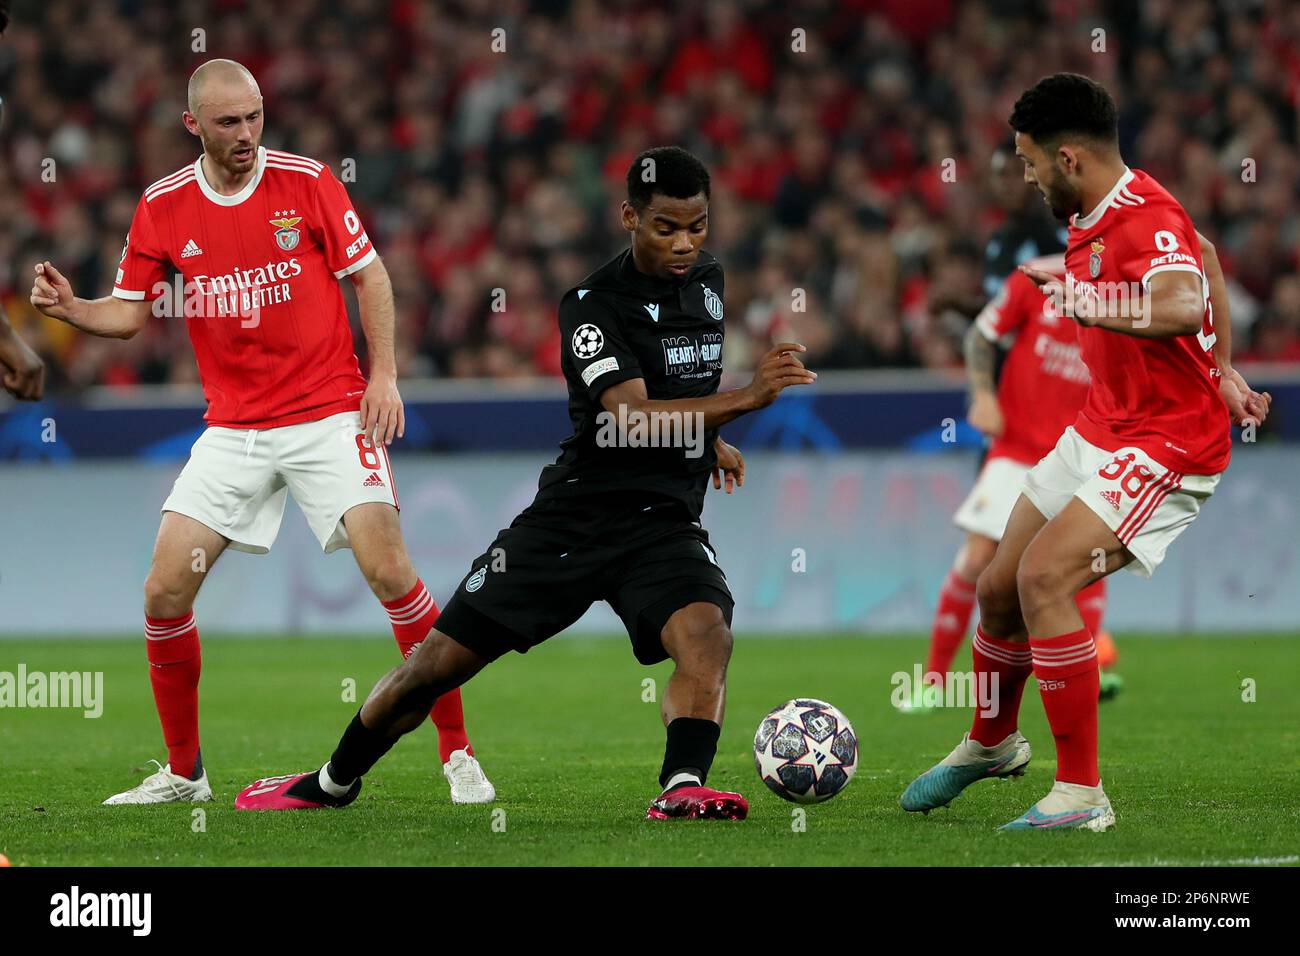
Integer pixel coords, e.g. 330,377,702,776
754,698,858,803
572,323,604,359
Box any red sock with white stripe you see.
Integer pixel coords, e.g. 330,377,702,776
968,625,1033,746
144,612,202,779
925,569,978,681
384,579,473,762
1030,627,1100,786
1074,578,1107,639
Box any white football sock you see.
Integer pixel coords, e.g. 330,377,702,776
318,763,352,797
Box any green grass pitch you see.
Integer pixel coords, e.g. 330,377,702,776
1,634,1296,866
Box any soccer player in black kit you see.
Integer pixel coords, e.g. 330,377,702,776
236,147,817,820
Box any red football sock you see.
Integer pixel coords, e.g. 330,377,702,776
968,625,1033,746
144,613,202,779
1074,578,1107,640
925,569,978,683
384,579,473,762
1030,627,1100,786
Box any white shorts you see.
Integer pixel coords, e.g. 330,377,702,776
1022,425,1220,578
953,455,1033,541
162,411,399,554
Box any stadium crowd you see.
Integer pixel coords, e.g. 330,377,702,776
2,0,1298,394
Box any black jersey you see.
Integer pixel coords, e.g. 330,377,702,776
535,248,727,519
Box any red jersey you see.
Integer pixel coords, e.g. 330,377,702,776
1065,167,1229,474
975,254,1090,464
113,147,375,428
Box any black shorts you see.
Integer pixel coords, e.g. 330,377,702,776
436,495,733,665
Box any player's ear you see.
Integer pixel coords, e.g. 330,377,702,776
620,200,638,234
181,111,201,137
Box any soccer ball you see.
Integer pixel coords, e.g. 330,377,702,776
754,698,858,803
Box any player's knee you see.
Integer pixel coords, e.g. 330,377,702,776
1015,557,1067,615
666,605,732,674
975,564,1016,619
957,536,998,580
143,572,194,619
362,553,415,603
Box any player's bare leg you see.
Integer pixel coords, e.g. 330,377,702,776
343,502,493,803
646,602,748,821
104,512,228,805
903,532,999,713
1001,499,1127,830
235,629,490,809
901,496,1046,813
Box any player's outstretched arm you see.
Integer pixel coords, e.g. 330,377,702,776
600,342,816,432
29,262,151,340
1198,233,1271,427
0,307,46,400
1020,265,1203,339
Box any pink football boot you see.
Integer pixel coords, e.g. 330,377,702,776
646,785,749,820
234,771,360,810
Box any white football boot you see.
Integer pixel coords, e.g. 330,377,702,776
1001,779,1115,831
103,759,212,805
442,748,496,804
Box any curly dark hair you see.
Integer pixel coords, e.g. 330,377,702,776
626,146,710,211
1009,73,1118,151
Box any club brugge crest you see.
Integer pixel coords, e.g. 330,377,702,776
270,211,302,251
1089,239,1105,278
702,284,723,321
465,566,487,593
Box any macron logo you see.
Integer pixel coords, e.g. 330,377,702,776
180,239,203,259
50,886,152,936
644,303,660,322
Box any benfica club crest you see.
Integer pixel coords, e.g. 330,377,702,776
270,210,302,251
1089,239,1105,278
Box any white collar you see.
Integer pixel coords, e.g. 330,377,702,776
1072,166,1134,230
195,146,266,206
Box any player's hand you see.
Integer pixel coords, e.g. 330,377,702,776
968,389,1004,437
713,437,745,494
1020,265,1099,327
746,342,817,409
361,372,404,446
30,262,78,322
1219,366,1271,429
0,334,46,401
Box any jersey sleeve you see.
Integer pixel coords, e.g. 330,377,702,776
558,292,643,401
1124,204,1205,295
310,165,378,279
112,195,169,301
974,269,1038,345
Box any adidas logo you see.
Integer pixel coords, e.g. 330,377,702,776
1100,490,1121,511
363,472,385,487
180,239,203,259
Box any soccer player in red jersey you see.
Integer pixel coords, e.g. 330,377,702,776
901,73,1270,830
904,253,1120,712
29,60,494,805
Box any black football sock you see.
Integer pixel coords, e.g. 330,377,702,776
659,716,721,789
327,711,399,785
